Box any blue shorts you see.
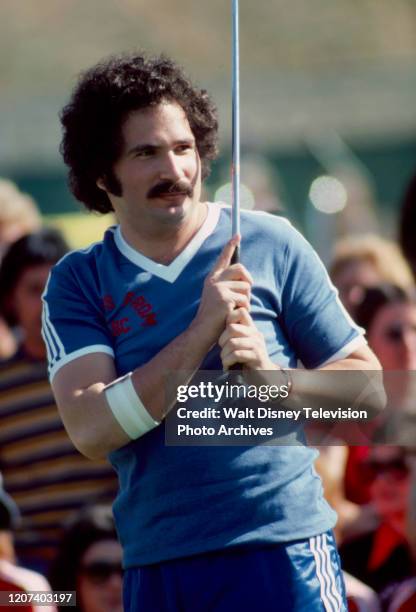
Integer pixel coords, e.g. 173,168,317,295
123,531,347,611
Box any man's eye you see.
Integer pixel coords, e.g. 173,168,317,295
176,144,193,154
135,149,153,158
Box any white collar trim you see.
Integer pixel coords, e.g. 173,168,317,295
114,202,220,282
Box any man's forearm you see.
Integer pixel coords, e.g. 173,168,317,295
131,318,214,421
286,368,385,419
293,354,385,423
53,318,216,460
250,348,385,419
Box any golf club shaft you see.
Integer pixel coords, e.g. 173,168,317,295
231,0,240,265
230,0,243,373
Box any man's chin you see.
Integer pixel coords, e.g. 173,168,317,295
152,198,192,223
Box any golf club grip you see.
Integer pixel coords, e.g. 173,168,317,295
230,244,242,371
231,245,240,265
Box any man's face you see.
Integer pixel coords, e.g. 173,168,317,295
102,101,201,236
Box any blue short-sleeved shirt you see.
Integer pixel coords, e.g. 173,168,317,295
42,203,364,567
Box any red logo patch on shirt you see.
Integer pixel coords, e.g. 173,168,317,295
111,318,131,336
123,292,157,327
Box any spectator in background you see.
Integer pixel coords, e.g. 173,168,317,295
0,318,15,362
314,448,381,611
382,453,416,611
49,505,123,612
408,458,416,571
0,179,41,360
355,284,416,373
329,235,414,316
355,283,416,424
0,229,118,573
0,475,56,612
399,172,416,283
0,229,67,361
344,284,416,505
0,179,41,261
0,474,20,565
340,446,414,596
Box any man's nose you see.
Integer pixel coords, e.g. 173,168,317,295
159,151,183,181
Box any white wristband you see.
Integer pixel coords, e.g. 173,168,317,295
104,372,160,440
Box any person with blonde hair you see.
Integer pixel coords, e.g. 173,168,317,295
0,179,42,359
329,234,414,316
0,179,41,259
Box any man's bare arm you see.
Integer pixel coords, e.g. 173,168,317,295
52,319,214,459
51,236,253,460
219,307,386,417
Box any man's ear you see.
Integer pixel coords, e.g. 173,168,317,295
96,177,106,191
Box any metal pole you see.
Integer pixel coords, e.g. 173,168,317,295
231,0,240,264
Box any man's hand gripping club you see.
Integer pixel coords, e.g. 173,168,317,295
195,235,274,372
192,235,253,347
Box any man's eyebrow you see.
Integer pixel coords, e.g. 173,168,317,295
127,143,157,155
127,139,195,156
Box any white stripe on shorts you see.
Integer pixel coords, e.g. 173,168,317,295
309,533,345,611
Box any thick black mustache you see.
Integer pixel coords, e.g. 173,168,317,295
147,179,193,199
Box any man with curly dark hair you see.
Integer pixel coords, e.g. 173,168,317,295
43,52,381,611
60,53,219,215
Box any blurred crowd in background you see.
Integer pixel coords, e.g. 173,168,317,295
0,168,415,612
1,1,415,610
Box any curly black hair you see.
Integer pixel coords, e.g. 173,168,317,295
60,53,219,214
